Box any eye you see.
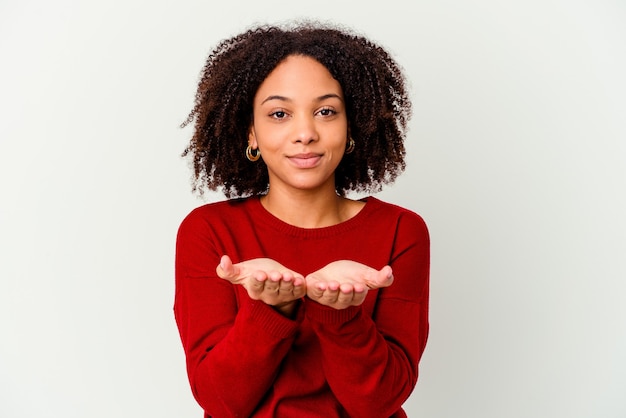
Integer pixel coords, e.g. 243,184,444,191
317,107,337,117
269,110,288,119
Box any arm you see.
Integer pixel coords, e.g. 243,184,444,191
305,212,430,417
173,212,302,417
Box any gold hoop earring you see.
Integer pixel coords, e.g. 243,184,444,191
246,145,261,162
345,137,355,154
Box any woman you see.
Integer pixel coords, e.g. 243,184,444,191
174,21,430,418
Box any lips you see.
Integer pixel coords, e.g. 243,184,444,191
288,153,322,168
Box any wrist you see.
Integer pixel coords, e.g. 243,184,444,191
272,299,300,318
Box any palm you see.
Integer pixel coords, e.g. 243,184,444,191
306,260,393,309
216,256,306,306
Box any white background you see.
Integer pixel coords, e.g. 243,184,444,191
1,0,625,417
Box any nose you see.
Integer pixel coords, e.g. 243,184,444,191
293,115,318,145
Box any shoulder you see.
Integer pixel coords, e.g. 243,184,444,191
362,197,430,249
178,197,255,233
365,197,428,230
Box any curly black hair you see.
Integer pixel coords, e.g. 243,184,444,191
182,20,412,198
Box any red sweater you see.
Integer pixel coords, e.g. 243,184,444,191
174,196,430,417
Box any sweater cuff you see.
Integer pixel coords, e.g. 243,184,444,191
304,299,361,324
241,298,301,339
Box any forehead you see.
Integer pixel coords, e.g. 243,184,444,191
255,55,343,100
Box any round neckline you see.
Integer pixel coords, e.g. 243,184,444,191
249,195,379,238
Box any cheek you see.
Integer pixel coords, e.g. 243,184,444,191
257,128,292,150
331,134,349,150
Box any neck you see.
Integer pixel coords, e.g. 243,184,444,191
260,186,349,228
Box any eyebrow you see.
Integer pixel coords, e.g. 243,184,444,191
260,93,344,105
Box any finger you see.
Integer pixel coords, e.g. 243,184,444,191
278,280,294,294
216,255,239,280
253,270,268,282
380,266,393,283
247,272,267,296
321,286,339,304
281,271,294,283
305,278,324,299
292,284,307,299
263,275,280,293
366,266,394,289
339,282,354,294
292,275,305,287
215,255,229,277
327,280,340,292
351,290,367,306
267,270,283,282
378,266,394,287
336,285,354,306
349,281,366,293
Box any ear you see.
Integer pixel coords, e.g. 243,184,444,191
248,126,258,148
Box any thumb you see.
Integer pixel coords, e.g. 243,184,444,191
367,266,394,289
305,275,325,299
216,255,238,279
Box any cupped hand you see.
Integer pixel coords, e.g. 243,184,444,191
216,255,306,308
305,260,394,309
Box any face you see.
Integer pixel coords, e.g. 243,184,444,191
249,55,348,195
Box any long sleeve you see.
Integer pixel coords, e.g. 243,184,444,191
173,197,429,417
305,211,430,417
174,208,301,417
